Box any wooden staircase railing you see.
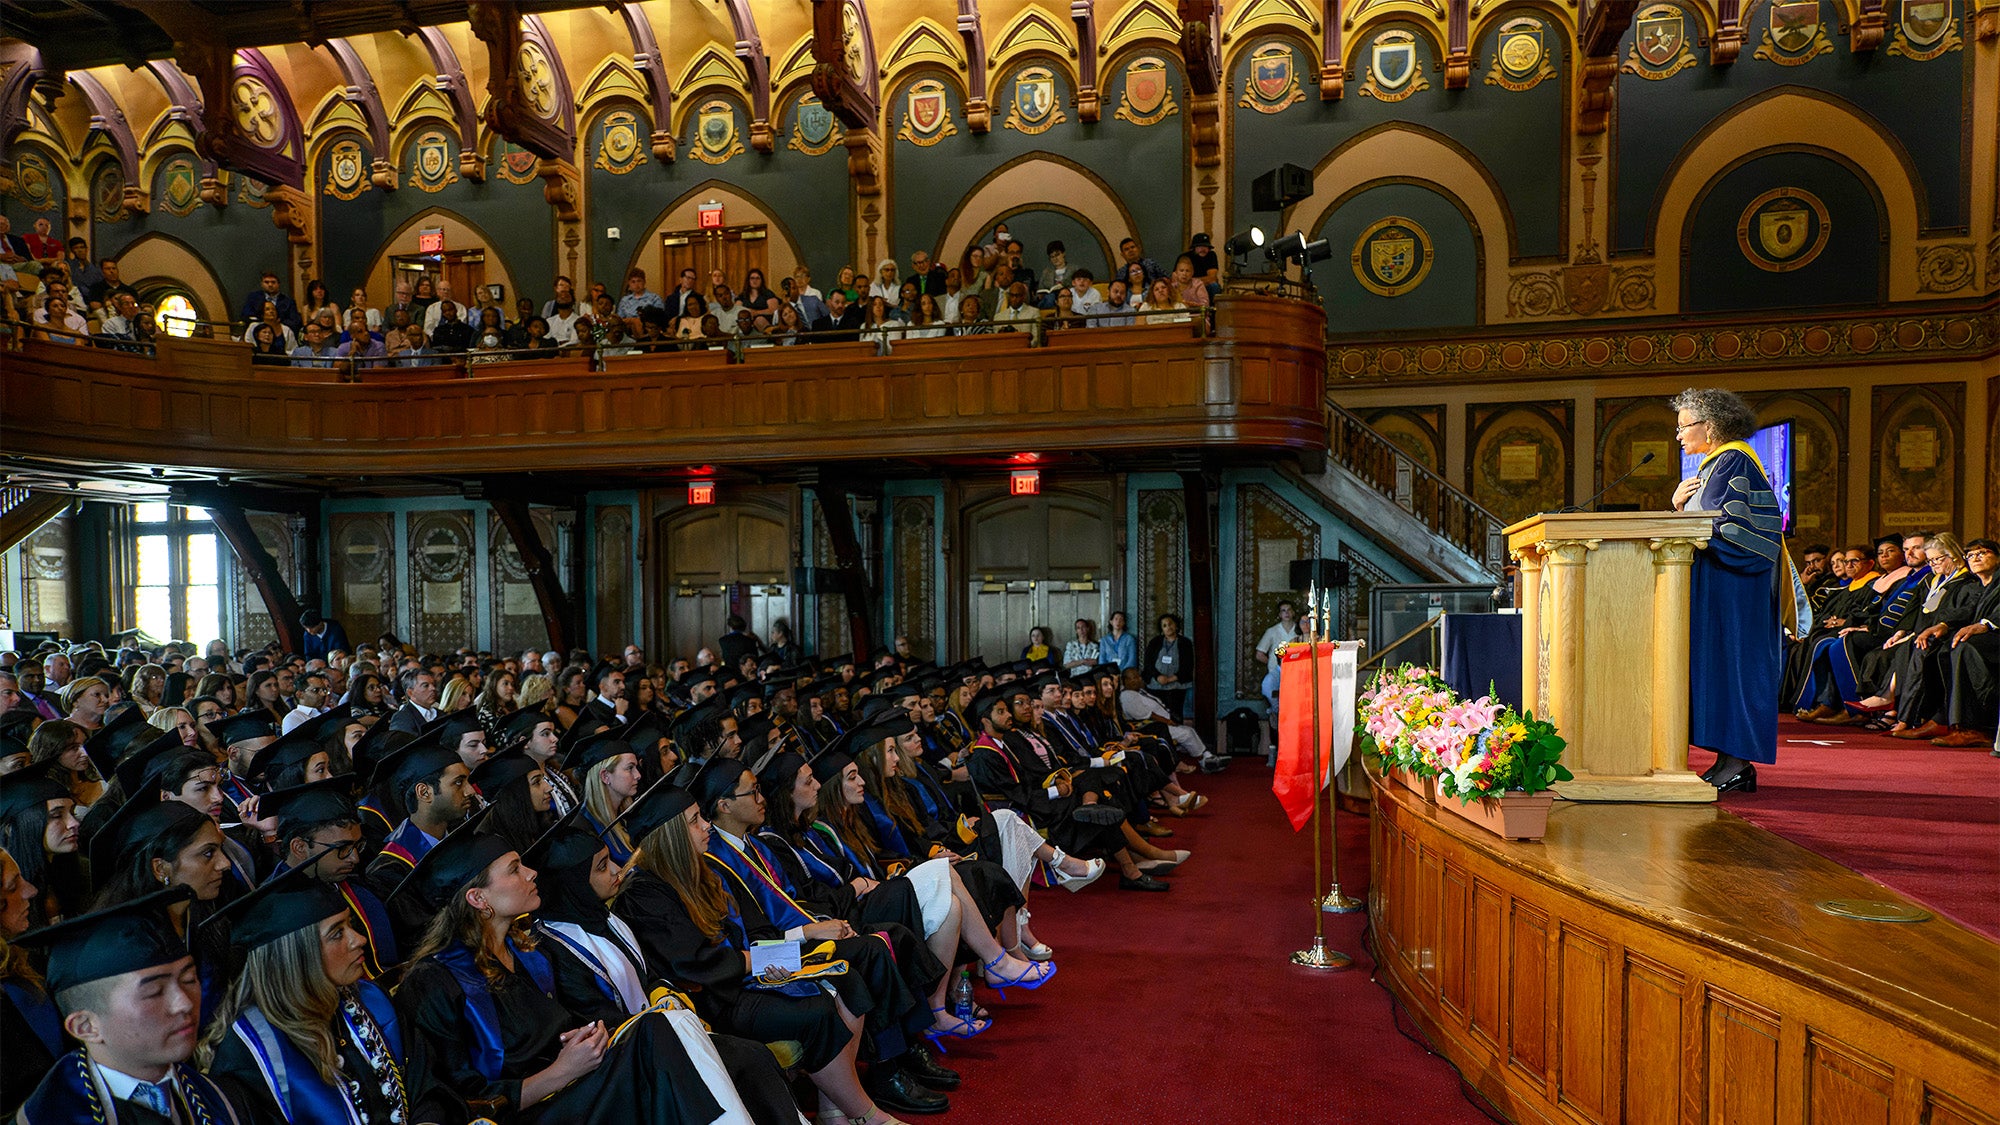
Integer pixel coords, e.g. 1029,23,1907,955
1324,399,1507,573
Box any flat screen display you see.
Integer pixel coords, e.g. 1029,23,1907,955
1681,420,1794,534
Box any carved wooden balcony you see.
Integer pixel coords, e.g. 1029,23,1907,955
4,294,1326,477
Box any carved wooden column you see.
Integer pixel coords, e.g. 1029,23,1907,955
1648,536,1701,774
1513,545,1545,717
1541,536,1594,741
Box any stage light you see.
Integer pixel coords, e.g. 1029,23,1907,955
1264,231,1307,263
1223,228,1265,256
1300,237,1333,264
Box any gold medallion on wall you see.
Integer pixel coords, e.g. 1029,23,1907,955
411,130,459,192
1358,31,1430,102
496,141,540,185
1240,43,1304,113
789,95,839,156
1622,4,1697,79
595,111,646,174
159,155,201,216
1887,0,1963,59
13,152,54,211
324,139,369,201
1753,0,1834,65
517,40,559,120
692,101,744,165
1114,56,1179,125
237,174,272,207
899,79,957,146
1737,188,1831,272
230,75,282,149
1352,217,1435,297
1485,18,1557,91
1003,66,1066,134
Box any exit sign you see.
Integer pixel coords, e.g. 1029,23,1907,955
417,227,445,254
688,481,716,506
697,203,724,230
1010,470,1041,496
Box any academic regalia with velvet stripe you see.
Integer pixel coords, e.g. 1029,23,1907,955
14,1051,246,1125
397,940,722,1125
1687,445,1783,764
206,980,416,1125
361,819,438,957
967,732,1124,858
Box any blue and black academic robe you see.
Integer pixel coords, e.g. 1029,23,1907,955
1686,445,1784,764
1794,568,1931,708
579,806,634,866
207,981,413,1125
2,978,63,1118
15,1051,246,1124
361,820,438,956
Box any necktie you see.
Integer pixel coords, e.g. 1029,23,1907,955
131,1080,173,1116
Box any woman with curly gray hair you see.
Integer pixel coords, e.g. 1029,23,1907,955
1670,387,1783,794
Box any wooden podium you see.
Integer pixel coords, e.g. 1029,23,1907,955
1506,511,1718,803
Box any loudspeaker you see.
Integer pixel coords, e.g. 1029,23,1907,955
1250,163,1313,212
1289,557,1350,590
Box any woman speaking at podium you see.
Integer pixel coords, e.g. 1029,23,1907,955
1670,388,1784,795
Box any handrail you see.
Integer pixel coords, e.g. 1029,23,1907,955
1324,398,1507,573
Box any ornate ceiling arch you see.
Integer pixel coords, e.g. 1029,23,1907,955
407,27,484,180
616,2,677,160
321,37,396,188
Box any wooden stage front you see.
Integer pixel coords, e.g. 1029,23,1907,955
1367,772,1999,1125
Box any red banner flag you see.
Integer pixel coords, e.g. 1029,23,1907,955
1272,641,1358,831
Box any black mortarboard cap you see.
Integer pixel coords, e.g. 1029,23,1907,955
261,774,362,831
809,750,855,784
115,730,192,795
210,713,278,748
606,779,693,845
586,660,621,692
347,719,401,780
391,805,509,906
756,750,808,797
15,885,195,995
564,729,636,773
690,756,750,812
0,759,71,819
375,737,463,797
203,847,347,950
90,795,205,874
558,712,615,755
471,750,541,795
850,712,915,750
83,706,152,776
519,806,590,872
247,723,330,783
498,708,555,748
625,711,671,752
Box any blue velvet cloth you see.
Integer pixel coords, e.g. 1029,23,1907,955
1687,448,1783,764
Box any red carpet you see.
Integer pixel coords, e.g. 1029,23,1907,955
934,763,1496,1125
1688,718,1999,938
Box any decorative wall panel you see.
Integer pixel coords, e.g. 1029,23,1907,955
1871,385,1962,536
1233,484,1319,697
489,509,553,656
594,505,633,653
814,499,843,656
1336,545,1394,646
330,512,395,644
1594,397,1680,512
1467,402,1573,527
1746,388,1848,544
1134,489,1186,651
1362,407,1444,472
21,517,72,635
229,513,293,649
891,496,937,661
407,509,475,652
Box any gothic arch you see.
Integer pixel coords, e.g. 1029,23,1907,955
113,232,230,323
933,153,1141,269
623,179,809,287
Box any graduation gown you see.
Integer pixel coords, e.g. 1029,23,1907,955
610,868,853,1071
1895,573,1998,725
2,978,64,1119
14,1051,246,1125
206,981,420,1125
968,733,1125,858
1686,446,1783,764
397,941,721,1125
361,819,438,956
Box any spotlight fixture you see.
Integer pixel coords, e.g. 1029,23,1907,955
1222,227,1266,257
1300,237,1333,264
1264,231,1307,263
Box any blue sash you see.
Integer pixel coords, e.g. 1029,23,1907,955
433,942,554,1082
860,795,914,856
533,923,627,1009
4,979,62,1057
704,832,817,930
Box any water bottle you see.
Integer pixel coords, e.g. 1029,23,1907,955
951,967,975,1020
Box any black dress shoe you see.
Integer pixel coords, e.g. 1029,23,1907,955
904,1043,961,1091
1699,754,1734,783
1118,874,1171,891
867,1065,950,1115
1710,764,1757,795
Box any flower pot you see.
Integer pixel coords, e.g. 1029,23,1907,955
1443,790,1554,841
1389,766,1436,803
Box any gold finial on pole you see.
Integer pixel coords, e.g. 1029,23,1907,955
1293,582,1352,968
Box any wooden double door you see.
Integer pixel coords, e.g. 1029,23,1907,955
660,224,768,294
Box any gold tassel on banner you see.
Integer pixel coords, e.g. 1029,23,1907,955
1290,583,1352,970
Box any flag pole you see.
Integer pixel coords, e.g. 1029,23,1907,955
1319,595,1364,915
1292,584,1351,970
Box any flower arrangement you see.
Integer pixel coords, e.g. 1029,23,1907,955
1356,666,1573,804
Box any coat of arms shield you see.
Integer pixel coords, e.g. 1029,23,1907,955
1636,7,1685,66
1371,39,1415,89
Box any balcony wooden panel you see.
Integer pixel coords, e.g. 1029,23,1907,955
3,294,1326,476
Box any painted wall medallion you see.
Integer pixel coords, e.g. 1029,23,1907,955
1240,42,1304,113
92,162,126,222
1004,66,1066,134
1753,0,1833,65
518,40,559,120
159,155,201,216
496,140,540,185
789,94,839,155
1352,217,1435,297
14,152,55,212
324,139,368,200
1737,187,1831,272
692,100,744,165
411,130,458,192
1888,0,1963,59
1358,31,1430,102
595,110,646,173
237,174,272,207
1114,56,1179,125
1486,18,1558,91
899,79,957,145
1623,4,1696,79
230,75,282,148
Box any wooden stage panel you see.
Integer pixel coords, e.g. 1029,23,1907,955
1368,778,2000,1125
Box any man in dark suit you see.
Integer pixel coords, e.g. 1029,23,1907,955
580,661,628,726
808,289,865,341
299,609,350,662
718,615,761,669
386,667,441,733
906,249,949,300
238,269,302,331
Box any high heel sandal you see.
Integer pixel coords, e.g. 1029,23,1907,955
1048,851,1106,893
1011,908,1055,961
923,1005,991,1051
982,953,1056,997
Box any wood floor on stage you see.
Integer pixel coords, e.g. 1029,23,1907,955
1368,776,1999,1125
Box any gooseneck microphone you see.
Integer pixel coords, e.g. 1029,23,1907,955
1560,451,1656,513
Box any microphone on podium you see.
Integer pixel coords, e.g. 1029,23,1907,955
1560,452,1656,513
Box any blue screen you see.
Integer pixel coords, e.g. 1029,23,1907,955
1681,421,1793,534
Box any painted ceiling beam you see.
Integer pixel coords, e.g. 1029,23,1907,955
322,37,397,188
718,0,775,152
409,26,486,180
617,2,678,160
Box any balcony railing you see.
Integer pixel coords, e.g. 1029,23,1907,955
1325,399,1507,571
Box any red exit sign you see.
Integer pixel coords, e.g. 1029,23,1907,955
697,203,724,230
688,481,716,505
1010,470,1041,496
417,227,445,254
